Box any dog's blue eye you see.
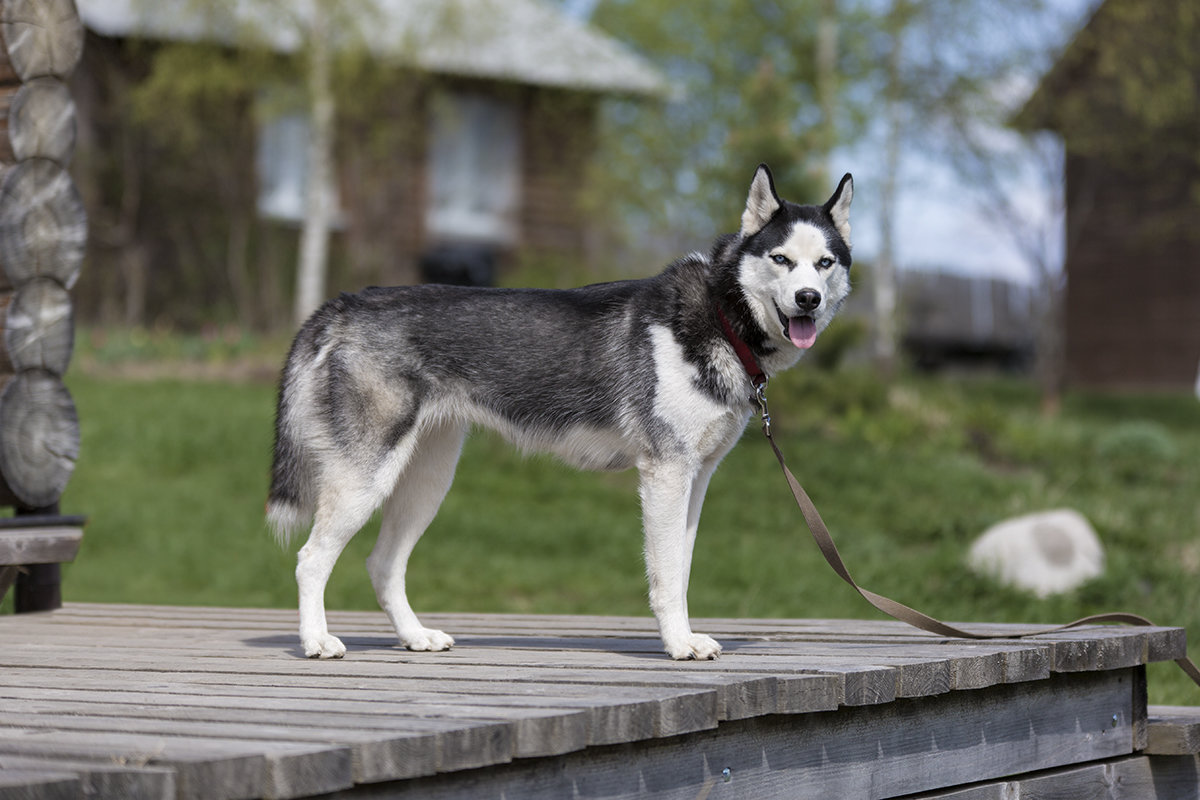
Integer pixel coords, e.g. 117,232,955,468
817,257,834,269
771,254,789,266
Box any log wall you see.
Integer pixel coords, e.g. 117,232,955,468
0,0,85,510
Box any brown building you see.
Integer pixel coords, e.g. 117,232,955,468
70,0,667,329
1018,0,1200,391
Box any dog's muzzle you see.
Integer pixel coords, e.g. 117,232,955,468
775,295,820,350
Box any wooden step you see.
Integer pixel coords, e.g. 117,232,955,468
1147,705,1200,755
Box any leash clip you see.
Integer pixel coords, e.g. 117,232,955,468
754,379,771,437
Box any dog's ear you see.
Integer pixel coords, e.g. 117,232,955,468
824,172,853,246
740,163,781,238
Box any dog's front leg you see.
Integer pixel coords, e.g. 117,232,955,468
639,462,721,660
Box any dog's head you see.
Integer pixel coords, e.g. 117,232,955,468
734,164,853,354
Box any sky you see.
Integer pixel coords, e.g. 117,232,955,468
566,0,1100,287
819,0,1097,286
840,130,1061,286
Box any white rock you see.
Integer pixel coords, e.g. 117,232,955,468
967,509,1105,598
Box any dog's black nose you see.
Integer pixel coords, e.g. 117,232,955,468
795,289,821,313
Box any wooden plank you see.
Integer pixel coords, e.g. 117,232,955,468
0,697,627,763
1147,705,1200,755
0,768,79,799
0,643,872,712
1121,754,1200,800
348,669,1140,800
910,784,1009,799
801,753,1200,800
0,669,718,718
0,526,81,565
913,758,1133,799
0,730,350,800
1036,627,1155,672
0,643,847,717
0,661,837,748
0,659,773,744
0,666,726,722
33,604,1188,667
0,754,174,800
40,603,1186,649
0,704,475,784
1018,762,1115,798
975,755,1199,800
0,617,1061,699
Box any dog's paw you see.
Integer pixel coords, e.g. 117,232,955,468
303,633,347,659
401,627,455,652
666,633,722,661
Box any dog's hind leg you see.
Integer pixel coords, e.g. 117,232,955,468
296,439,417,658
367,421,467,652
296,489,382,659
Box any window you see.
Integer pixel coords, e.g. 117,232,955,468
425,91,521,244
255,102,342,227
256,111,307,222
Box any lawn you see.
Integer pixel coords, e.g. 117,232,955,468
15,338,1200,703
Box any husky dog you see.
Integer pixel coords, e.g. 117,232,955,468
268,164,853,660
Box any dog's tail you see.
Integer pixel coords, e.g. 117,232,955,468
266,353,316,547
266,429,314,547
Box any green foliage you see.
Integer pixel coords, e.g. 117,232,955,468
586,0,869,242
1016,0,1200,230
129,43,271,156
1094,420,1179,483
77,326,279,366
1054,0,1199,163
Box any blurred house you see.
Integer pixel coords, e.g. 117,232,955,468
899,270,1034,373
70,0,667,329
1017,0,1200,391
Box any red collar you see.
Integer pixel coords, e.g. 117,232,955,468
715,306,766,388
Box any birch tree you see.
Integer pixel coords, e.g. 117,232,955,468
293,1,336,326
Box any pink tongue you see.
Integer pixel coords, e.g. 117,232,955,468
788,317,818,349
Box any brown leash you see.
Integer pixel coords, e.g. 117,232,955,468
753,383,1200,687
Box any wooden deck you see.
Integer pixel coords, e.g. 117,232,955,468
0,604,1197,799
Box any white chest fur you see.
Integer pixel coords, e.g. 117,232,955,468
648,325,748,460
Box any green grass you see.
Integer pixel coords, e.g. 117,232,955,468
23,358,1200,704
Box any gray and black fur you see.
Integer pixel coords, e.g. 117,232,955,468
268,164,853,660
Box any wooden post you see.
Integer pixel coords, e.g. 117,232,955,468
0,0,85,612
13,502,61,612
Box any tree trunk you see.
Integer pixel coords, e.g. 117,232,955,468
293,6,335,328
0,0,84,82
815,0,839,186
873,11,905,377
0,277,73,375
0,158,87,289
0,370,78,509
